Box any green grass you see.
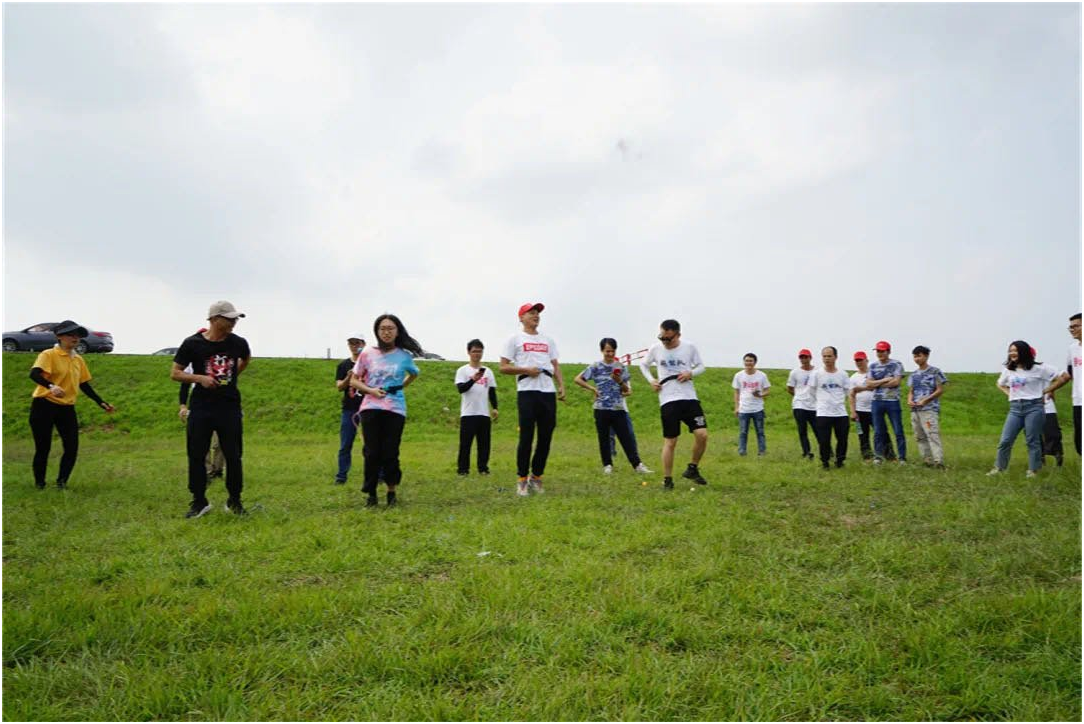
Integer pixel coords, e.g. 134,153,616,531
2,353,1080,720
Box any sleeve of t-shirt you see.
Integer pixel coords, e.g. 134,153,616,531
32,350,52,376
455,366,469,385
352,353,367,380
620,366,630,383
731,373,741,390
580,365,594,382
548,337,560,364
173,339,195,372
761,372,771,389
406,356,420,377
786,369,797,387
501,336,517,363
238,337,252,361
336,359,350,383
938,369,948,386
487,369,496,388
891,361,904,378
997,369,1009,386
689,345,705,375
841,374,852,391
639,346,658,383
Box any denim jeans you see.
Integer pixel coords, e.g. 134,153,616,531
996,398,1045,472
738,411,766,454
336,409,360,482
871,399,906,461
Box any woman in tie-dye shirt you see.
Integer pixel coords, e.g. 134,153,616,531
351,314,422,507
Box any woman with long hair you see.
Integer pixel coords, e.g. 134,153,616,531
988,341,1058,478
350,314,422,507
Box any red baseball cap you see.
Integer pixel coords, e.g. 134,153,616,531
518,302,544,316
798,349,812,358
854,350,868,360
1030,346,1037,357
874,341,891,352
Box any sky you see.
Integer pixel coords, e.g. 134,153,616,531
3,2,1081,373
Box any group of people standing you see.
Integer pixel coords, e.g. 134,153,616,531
21,301,1082,516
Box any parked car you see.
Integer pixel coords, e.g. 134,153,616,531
413,351,446,361
152,347,179,356
2,323,114,354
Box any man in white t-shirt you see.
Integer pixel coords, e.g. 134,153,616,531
639,319,709,489
455,339,499,476
500,303,566,496
732,352,770,456
1044,312,1082,456
786,349,818,460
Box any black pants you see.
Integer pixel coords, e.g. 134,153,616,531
360,410,406,495
1075,405,1081,456
457,415,492,473
187,405,243,506
517,391,557,478
792,408,817,457
1041,412,1063,459
30,397,79,486
815,415,849,466
856,410,896,460
594,409,641,468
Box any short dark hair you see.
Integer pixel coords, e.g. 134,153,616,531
912,345,930,356
1006,340,1035,371
599,337,618,351
822,346,838,357
743,353,757,363
660,319,680,333
1071,313,1081,322
466,339,484,351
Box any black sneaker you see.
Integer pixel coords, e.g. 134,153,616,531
803,453,815,461
681,464,708,485
479,470,490,476
386,491,398,507
821,462,830,470
663,477,674,490
334,478,346,485
365,495,379,508
56,479,68,489
186,501,212,519
225,499,248,516
34,482,46,490
457,471,469,477
835,460,844,469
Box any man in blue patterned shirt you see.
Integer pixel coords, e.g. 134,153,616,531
907,345,948,468
855,340,907,464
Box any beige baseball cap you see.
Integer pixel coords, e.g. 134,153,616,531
208,300,245,319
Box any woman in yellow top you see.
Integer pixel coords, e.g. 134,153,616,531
28,320,115,489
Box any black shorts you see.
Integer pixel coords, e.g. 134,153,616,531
660,399,707,438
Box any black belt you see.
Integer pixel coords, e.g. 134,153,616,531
517,369,554,382
383,385,404,394
659,374,681,385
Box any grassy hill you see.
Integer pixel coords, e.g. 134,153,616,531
2,353,1080,721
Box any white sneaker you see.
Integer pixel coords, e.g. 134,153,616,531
516,480,529,496
1025,469,1037,478
529,476,544,494
635,463,653,474
602,465,614,475
985,467,1002,476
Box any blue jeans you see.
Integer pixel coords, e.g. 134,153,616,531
996,399,1045,472
871,399,906,461
738,411,766,454
336,409,359,482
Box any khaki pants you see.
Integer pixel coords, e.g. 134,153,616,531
911,409,943,464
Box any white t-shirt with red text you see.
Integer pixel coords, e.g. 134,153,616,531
501,332,559,393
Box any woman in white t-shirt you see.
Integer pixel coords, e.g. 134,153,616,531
809,347,852,469
988,341,1058,477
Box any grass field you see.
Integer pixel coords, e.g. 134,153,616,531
2,353,1080,720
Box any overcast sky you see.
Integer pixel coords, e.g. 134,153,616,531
3,3,1080,372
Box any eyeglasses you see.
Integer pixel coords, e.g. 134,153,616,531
658,334,676,343
377,326,397,333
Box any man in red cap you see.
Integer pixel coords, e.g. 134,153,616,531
854,340,906,464
500,302,566,496
786,349,817,460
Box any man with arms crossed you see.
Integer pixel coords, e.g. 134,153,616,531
639,319,709,489
500,303,566,496
1044,312,1082,456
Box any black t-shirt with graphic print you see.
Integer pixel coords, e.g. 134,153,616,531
174,332,251,410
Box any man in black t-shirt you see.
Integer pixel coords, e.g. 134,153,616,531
170,301,252,518
334,334,365,484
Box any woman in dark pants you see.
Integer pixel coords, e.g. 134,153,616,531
27,320,115,489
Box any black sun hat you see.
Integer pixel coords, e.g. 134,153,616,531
53,320,89,338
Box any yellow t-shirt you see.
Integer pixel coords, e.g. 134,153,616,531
31,347,91,406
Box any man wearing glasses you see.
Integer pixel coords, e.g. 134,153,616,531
639,319,709,489
1045,312,1082,455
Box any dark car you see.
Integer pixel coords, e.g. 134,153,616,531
152,347,179,356
2,323,114,354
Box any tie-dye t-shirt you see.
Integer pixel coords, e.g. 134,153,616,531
353,347,420,417
868,359,905,402
580,361,630,411
907,366,948,412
